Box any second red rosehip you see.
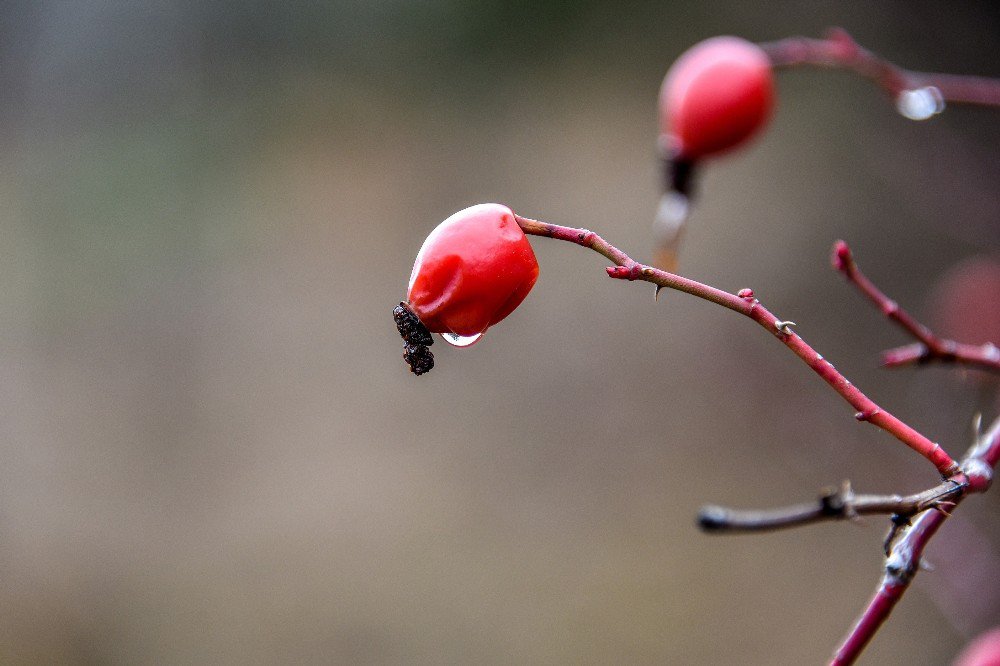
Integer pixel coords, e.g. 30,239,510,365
659,36,775,162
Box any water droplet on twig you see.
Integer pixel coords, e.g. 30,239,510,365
895,86,945,121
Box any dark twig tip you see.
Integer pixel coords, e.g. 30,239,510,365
697,505,730,531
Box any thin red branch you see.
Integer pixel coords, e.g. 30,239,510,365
881,340,1000,371
515,215,960,477
833,579,908,665
759,28,1000,109
831,417,1000,665
832,241,1000,373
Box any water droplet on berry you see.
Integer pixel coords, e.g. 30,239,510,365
895,87,945,121
441,331,483,347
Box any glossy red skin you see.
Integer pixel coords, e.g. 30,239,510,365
659,36,775,161
407,203,539,337
929,256,1000,346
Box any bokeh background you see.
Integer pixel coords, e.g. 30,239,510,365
1,1,999,663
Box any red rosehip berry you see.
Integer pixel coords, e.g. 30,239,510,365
406,203,539,344
953,627,1000,666
929,255,1000,347
659,36,775,162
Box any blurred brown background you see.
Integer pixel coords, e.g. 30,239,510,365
1,1,998,663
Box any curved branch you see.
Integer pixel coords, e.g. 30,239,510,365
832,241,1000,373
698,479,965,534
515,214,959,476
759,28,1000,110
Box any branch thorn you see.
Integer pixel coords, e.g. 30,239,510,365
774,320,797,335
931,501,956,516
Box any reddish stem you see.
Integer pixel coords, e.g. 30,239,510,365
832,241,1000,373
832,579,908,665
832,499,951,665
515,215,959,477
881,341,1000,372
831,418,999,665
760,28,1000,108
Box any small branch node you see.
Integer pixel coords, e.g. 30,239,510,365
737,288,755,299
818,487,845,516
962,458,993,494
606,263,645,281
884,552,904,578
854,407,881,422
819,480,856,519
925,479,967,511
929,443,961,478
824,27,860,59
884,550,916,584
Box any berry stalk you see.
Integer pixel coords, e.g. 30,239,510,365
760,28,1000,109
514,214,960,477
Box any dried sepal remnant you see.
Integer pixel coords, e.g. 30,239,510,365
394,302,434,376
402,343,434,376
394,302,433,346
